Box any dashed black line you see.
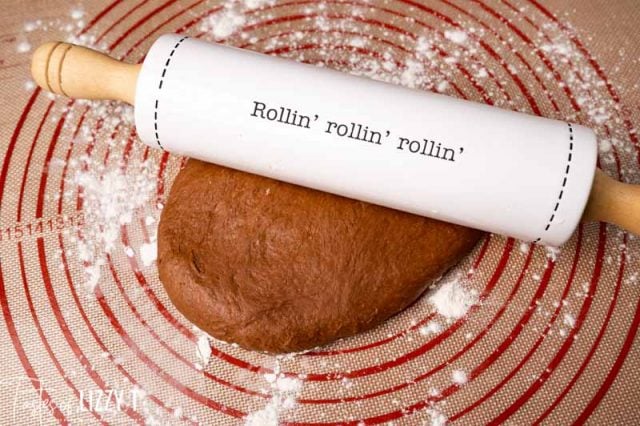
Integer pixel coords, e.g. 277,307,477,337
153,36,189,150
534,122,574,243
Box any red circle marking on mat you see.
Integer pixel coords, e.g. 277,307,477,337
6,1,639,424
388,2,628,422
534,233,626,424
453,2,630,421
97,30,508,416
300,241,535,404
296,0,620,420
51,6,250,420
30,8,255,422
168,0,572,380
368,0,628,420
0,102,67,421
55,157,201,426
10,2,219,422
47,5,528,420
120,1,536,372
14,101,120,425
344,0,624,422
527,0,640,159
48,114,199,424
82,7,604,422
525,2,640,419
74,5,600,424
92,6,510,392
0,0,132,421
94,0,152,44
48,1,279,417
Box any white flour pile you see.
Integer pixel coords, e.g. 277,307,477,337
62,124,159,294
45,97,161,295
245,358,304,426
428,277,479,320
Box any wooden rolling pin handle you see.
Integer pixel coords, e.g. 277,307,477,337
583,169,640,236
30,42,140,105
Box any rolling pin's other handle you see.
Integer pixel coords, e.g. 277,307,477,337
583,169,640,236
31,42,140,105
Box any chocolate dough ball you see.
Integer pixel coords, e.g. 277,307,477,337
158,160,482,353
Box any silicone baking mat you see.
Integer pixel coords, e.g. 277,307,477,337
1,0,639,424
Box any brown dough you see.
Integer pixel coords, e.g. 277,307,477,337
158,160,483,353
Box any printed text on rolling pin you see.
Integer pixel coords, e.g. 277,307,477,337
249,100,465,162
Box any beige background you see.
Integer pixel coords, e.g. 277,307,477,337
1,0,639,424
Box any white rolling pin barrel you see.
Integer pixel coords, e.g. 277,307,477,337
134,34,596,246
37,34,640,247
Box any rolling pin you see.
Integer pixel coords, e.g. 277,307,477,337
31,34,639,246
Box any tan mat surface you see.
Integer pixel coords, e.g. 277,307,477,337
0,0,639,424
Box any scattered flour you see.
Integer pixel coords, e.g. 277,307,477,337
243,0,275,9
444,30,468,44
172,406,183,418
436,80,449,93
70,6,85,20
245,359,304,426
128,385,166,423
24,20,38,32
200,7,247,40
195,334,212,370
545,245,561,262
533,21,636,175
429,278,478,320
563,313,576,328
69,155,158,293
16,40,31,53
139,241,158,266
419,321,443,335
17,8,100,57
598,138,612,153
22,5,638,425
451,369,468,385
425,407,448,426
